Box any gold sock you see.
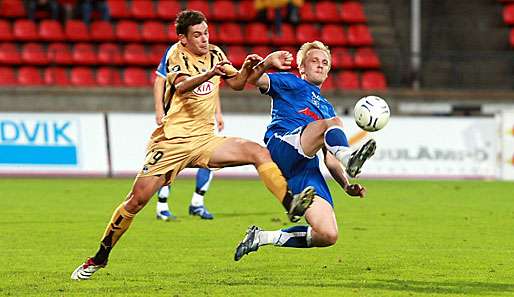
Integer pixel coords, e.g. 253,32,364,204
93,203,135,264
257,162,290,208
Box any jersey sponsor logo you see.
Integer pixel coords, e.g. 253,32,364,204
171,65,181,72
298,107,320,121
193,81,214,95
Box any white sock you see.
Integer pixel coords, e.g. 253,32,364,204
157,186,170,199
257,230,282,246
335,148,352,168
156,202,169,212
191,192,204,207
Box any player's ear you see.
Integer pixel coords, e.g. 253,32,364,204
299,65,305,75
178,34,187,45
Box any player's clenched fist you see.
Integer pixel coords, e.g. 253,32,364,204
344,184,366,198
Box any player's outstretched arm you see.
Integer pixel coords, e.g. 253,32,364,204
323,148,366,198
224,54,262,91
246,51,294,90
173,60,230,95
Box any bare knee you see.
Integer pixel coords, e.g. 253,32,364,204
324,117,343,129
124,185,152,214
312,228,339,247
246,142,272,165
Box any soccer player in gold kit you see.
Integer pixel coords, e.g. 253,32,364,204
71,10,314,280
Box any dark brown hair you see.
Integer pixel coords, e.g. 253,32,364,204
175,10,207,36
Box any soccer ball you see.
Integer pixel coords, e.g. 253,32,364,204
353,96,390,132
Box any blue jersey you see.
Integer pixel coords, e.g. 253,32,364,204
262,72,337,142
155,46,172,78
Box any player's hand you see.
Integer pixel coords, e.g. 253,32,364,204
344,184,366,198
242,54,263,70
215,112,224,132
209,60,231,77
265,51,293,70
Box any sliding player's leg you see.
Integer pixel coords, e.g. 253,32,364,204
156,185,176,221
71,175,165,280
207,137,314,222
300,117,376,178
189,168,214,219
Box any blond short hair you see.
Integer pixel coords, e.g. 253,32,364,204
296,41,331,69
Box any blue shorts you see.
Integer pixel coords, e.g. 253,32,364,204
266,127,334,207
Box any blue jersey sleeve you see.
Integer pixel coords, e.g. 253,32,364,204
155,46,171,78
263,72,302,97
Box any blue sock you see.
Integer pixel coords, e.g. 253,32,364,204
276,225,312,248
195,168,213,195
324,126,349,156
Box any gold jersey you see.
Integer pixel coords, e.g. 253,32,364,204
158,42,234,140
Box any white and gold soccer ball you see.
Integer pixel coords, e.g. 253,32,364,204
353,95,390,132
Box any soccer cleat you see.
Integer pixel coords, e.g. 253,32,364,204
287,186,315,223
234,225,261,261
70,257,106,280
156,210,177,221
345,139,376,178
189,205,214,220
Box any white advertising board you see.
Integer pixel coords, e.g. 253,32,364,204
0,113,109,176
107,114,498,179
499,110,514,180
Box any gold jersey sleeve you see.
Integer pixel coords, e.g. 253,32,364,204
161,43,230,139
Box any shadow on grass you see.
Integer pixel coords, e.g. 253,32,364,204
213,278,514,295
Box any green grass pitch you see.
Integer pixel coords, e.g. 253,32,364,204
1,178,514,296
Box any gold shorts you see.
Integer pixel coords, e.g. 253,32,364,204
137,133,228,185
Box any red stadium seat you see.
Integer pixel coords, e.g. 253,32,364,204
321,24,346,46
44,67,70,86
167,23,178,41
142,21,168,42
272,23,296,46
96,67,122,86
116,21,141,42
218,23,244,44
18,66,43,86
90,21,115,41
72,43,97,65
0,43,21,64
38,19,64,41
65,20,90,42
13,19,38,41
185,0,211,19
504,4,514,25
0,0,25,18
361,71,387,90
251,46,272,59
315,2,340,22
354,48,380,69
47,43,73,65
107,0,129,18
237,0,257,21
131,0,155,19
299,2,316,22
331,48,354,69
341,1,367,23
156,0,181,20
336,71,359,90
124,67,149,87
0,20,14,41
97,43,123,65
347,25,373,46
211,0,237,21
0,67,17,85
123,43,149,65
71,67,96,86
245,23,271,45
22,43,48,65
296,24,319,44
321,75,335,91
226,46,247,67
149,44,168,65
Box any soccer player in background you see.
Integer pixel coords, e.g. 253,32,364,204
154,45,223,221
71,10,315,280
234,41,376,261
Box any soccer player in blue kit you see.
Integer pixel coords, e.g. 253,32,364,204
234,41,376,260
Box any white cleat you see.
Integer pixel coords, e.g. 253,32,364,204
71,257,106,280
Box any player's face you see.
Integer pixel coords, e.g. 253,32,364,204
182,21,210,56
300,49,330,86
